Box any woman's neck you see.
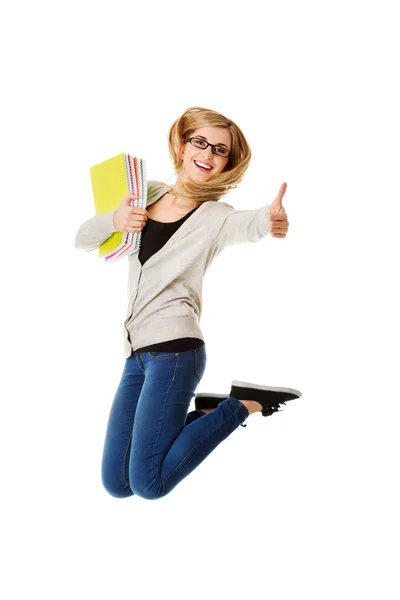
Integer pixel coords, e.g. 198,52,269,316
168,193,199,211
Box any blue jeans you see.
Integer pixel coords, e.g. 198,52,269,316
101,346,250,500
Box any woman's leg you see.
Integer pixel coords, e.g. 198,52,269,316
101,355,145,498
101,351,213,497
184,408,206,426
129,346,250,500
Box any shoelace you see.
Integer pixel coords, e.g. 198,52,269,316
240,401,287,426
262,402,286,417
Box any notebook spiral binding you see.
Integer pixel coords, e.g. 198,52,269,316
122,153,147,258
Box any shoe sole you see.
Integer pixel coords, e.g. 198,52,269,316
195,382,302,417
231,380,302,399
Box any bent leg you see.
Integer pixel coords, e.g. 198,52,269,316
184,409,205,426
129,349,249,500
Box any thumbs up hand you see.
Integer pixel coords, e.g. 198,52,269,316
267,182,289,238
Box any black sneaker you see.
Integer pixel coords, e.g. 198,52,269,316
195,381,302,426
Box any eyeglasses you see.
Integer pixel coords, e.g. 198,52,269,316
185,136,231,158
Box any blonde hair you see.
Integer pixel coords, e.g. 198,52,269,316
167,106,252,203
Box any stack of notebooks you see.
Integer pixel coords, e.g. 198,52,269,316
90,153,147,261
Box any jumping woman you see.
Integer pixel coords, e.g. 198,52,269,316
75,106,302,500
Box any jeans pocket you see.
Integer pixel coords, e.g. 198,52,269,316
148,351,178,359
194,347,207,382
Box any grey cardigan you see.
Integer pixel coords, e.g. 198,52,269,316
75,181,271,358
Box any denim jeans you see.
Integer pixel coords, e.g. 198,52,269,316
101,345,250,500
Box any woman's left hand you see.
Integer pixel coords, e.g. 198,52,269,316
267,182,289,238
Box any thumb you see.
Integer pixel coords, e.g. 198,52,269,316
124,193,139,206
269,182,287,213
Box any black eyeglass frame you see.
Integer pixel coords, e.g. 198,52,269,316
185,137,231,159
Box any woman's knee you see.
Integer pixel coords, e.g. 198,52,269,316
101,473,134,499
129,477,168,500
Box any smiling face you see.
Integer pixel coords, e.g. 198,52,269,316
177,126,231,185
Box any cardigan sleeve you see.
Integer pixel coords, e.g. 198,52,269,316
214,203,271,250
74,180,165,251
74,209,118,251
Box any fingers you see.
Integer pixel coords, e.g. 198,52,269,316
268,212,287,220
125,219,147,233
125,214,147,229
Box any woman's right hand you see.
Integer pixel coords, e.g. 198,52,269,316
113,194,149,233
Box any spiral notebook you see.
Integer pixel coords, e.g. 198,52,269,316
89,153,147,261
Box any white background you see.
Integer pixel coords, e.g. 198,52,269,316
2,0,399,598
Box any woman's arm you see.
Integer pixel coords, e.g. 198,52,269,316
213,203,271,250
74,209,118,251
